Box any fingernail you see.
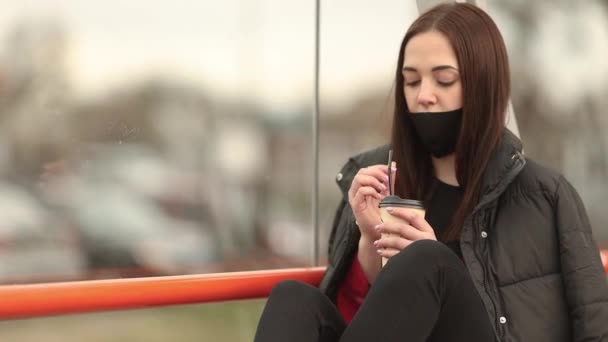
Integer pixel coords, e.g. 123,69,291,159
386,207,394,212
374,224,381,231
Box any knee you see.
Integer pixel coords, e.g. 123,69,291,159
385,240,461,271
268,280,322,302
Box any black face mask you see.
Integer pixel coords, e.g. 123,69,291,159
409,108,463,158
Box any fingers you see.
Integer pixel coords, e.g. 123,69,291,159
363,164,391,178
353,186,383,208
375,221,426,241
385,207,433,233
356,174,387,194
374,234,414,259
374,232,414,250
367,163,397,196
357,166,390,186
348,164,399,221
377,248,402,259
349,168,389,201
348,164,395,192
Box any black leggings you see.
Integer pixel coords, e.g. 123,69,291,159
254,240,495,342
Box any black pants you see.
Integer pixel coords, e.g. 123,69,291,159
254,240,495,342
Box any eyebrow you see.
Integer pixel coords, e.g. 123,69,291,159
402,65,459,72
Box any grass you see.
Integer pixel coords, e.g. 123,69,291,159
0,300,266,342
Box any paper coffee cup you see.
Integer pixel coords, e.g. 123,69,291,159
378,195,425,267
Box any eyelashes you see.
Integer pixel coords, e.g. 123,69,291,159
437,81,456,87
404,80,456,87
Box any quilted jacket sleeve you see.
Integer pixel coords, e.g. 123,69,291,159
319,158,361,300
555,175,608,341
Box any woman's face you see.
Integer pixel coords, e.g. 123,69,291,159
402,31,462,113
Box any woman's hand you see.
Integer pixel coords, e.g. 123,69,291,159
373,207,437,258
348,164,395,241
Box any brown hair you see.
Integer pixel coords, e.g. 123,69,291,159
391,3,510,241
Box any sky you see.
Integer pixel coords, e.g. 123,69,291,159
0,0,417,111
0,1,606,115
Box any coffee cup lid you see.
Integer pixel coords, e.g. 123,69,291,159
379,195,424,209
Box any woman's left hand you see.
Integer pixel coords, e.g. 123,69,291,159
373,207,437,258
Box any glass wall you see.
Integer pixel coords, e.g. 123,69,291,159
0,0,315,285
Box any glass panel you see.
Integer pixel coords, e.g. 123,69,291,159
0,300,265,342
0,0,314,284
487,0,608,245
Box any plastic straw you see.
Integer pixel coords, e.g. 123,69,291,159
387,149,393,196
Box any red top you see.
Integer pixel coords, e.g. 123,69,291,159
335,253,370,324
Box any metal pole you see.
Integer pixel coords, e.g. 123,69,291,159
313,0,321,266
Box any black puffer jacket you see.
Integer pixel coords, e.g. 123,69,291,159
319,130,608,341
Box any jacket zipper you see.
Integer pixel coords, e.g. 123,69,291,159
471,153,524,339
472,211,503,338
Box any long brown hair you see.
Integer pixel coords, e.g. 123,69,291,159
391,3,510,241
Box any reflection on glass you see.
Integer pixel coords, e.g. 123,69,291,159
0,1,314,284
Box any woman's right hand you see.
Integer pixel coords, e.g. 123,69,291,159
348,164,395,241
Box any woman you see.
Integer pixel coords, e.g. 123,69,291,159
254,3,608,341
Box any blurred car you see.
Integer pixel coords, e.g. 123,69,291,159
0,183,86,284
38,143,221,277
